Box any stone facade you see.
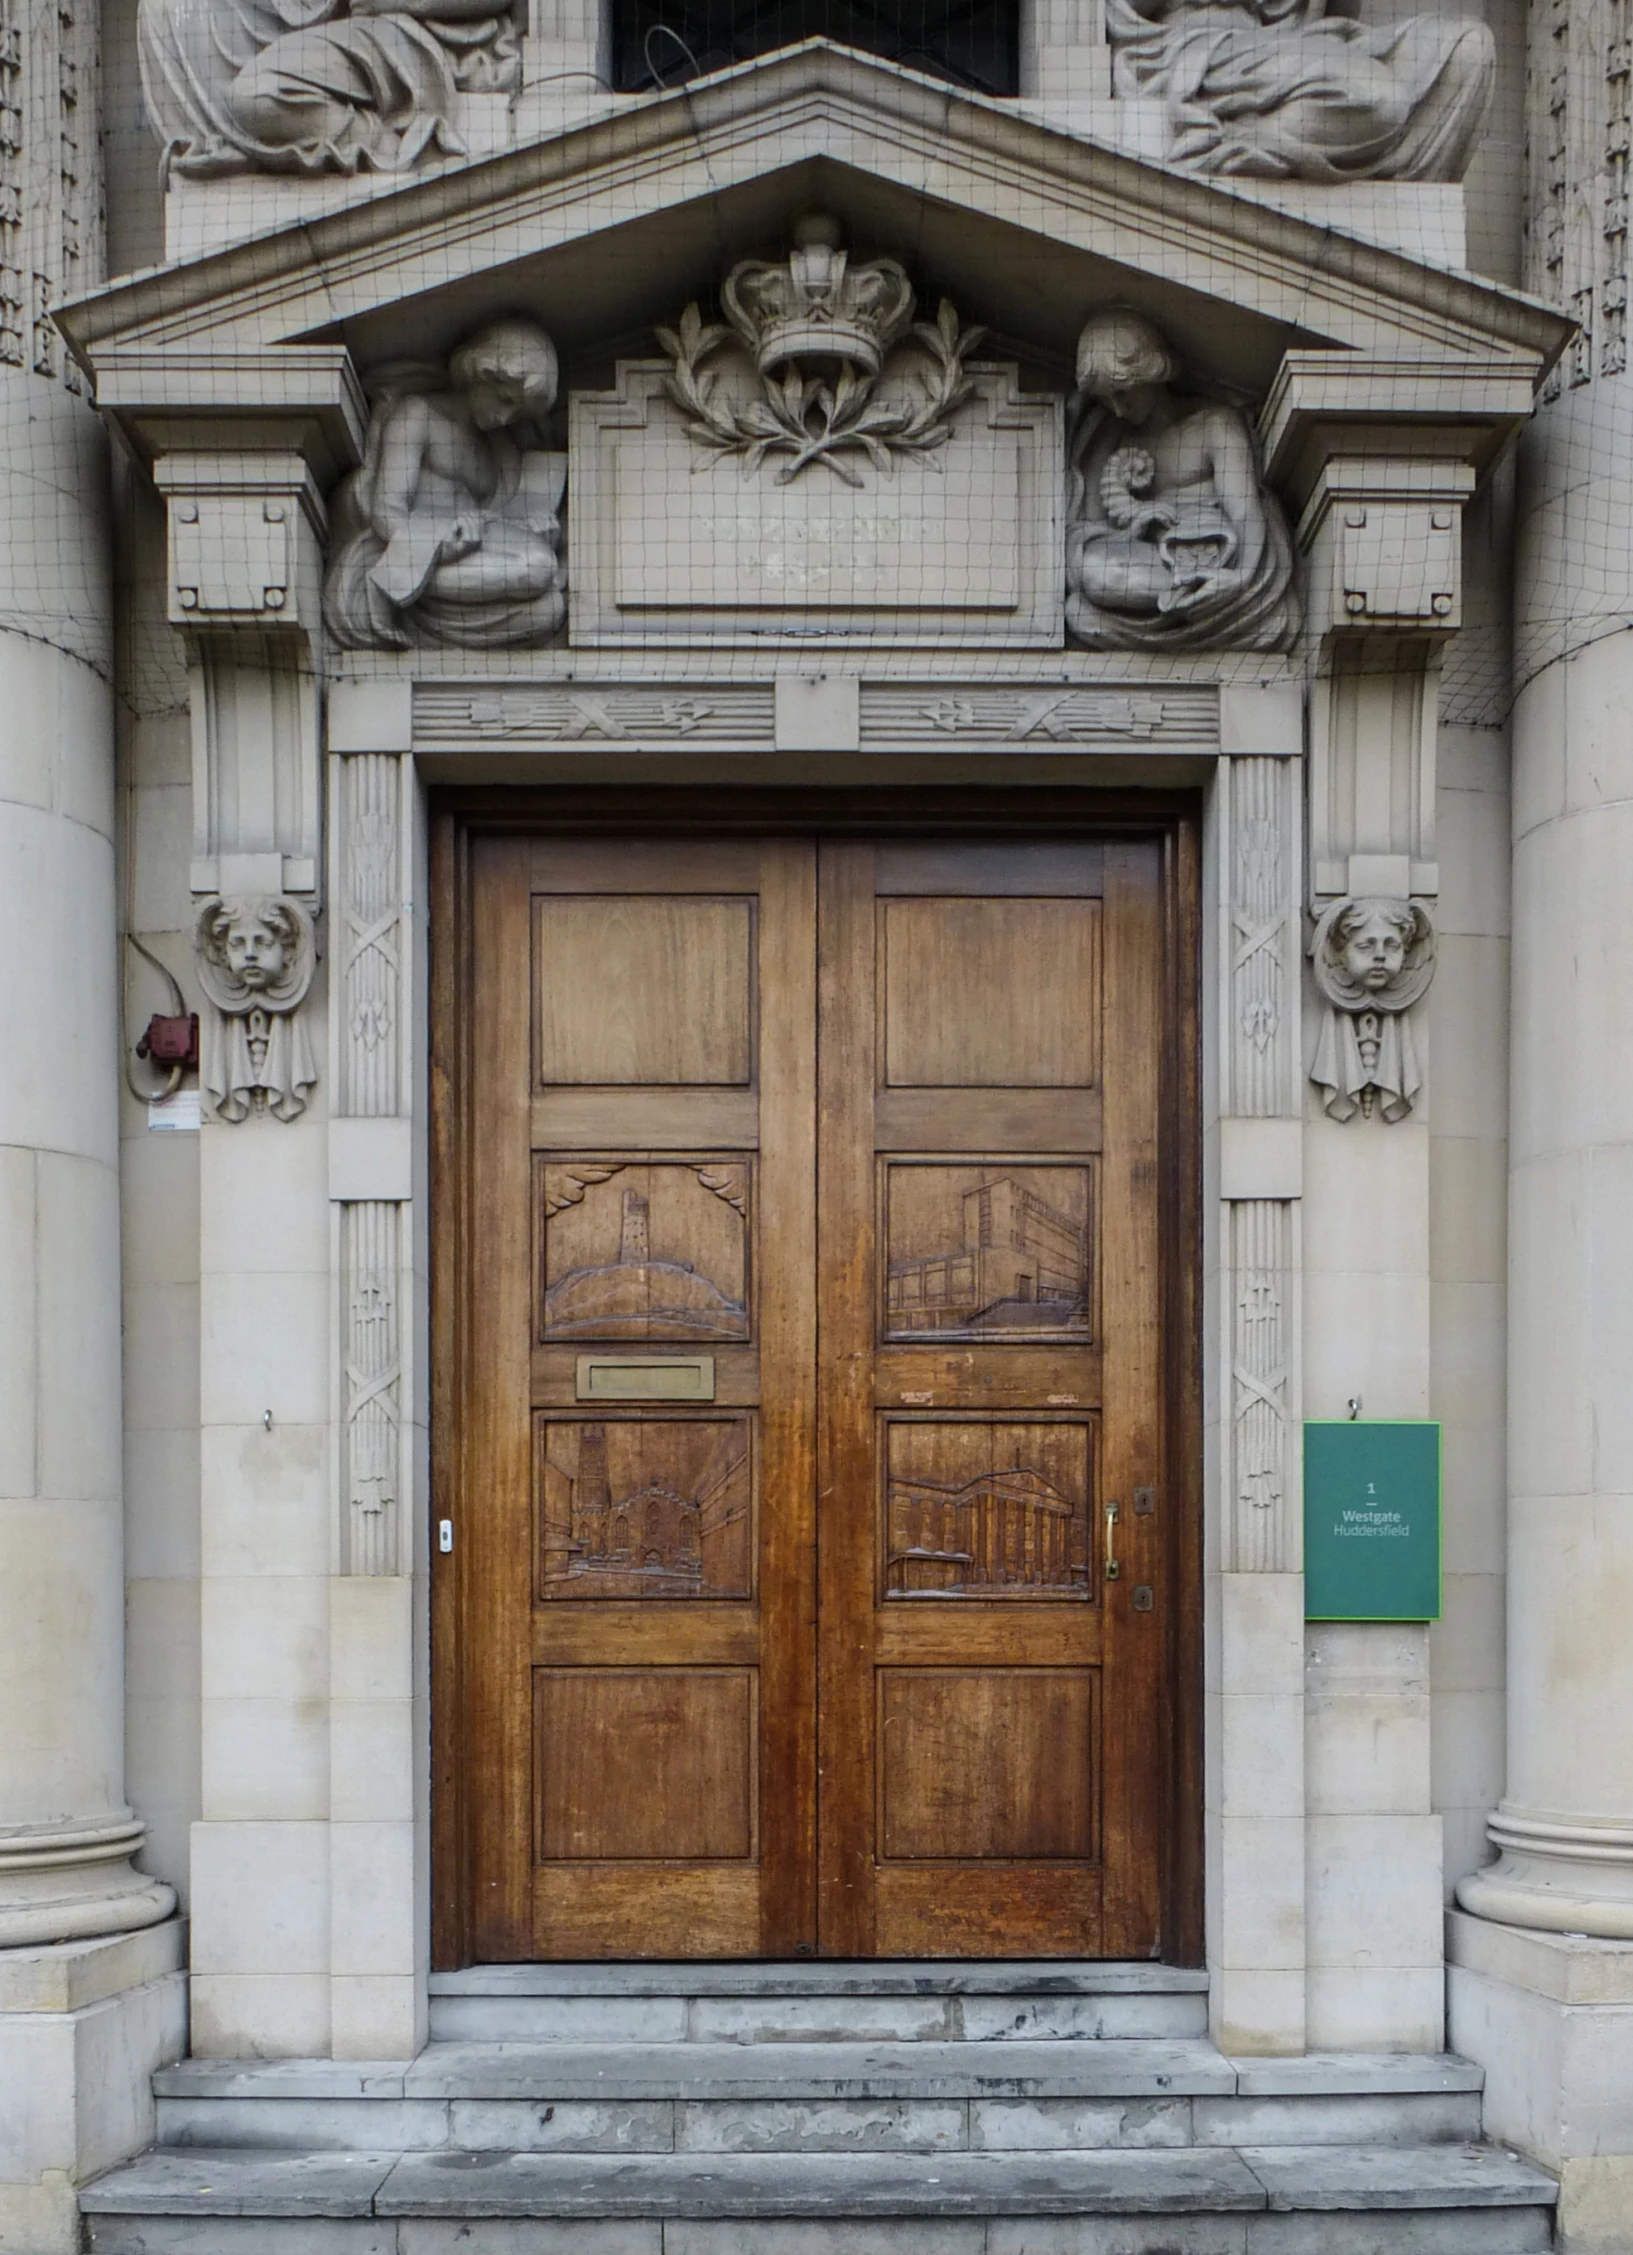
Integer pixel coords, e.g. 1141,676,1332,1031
0,2,1629,2248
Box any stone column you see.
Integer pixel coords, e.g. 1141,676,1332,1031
1445,13,1633,2238
0,0,173,1964
0,2,183,2236
1448,171,1633,2249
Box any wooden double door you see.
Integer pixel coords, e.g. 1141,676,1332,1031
436,808,1196,1963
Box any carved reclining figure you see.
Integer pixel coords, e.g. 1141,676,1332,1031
1107,0,1495,183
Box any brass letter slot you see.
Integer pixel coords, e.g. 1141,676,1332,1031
575,1355,716,1403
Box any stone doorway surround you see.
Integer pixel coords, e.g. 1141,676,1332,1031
40,26,1569,2096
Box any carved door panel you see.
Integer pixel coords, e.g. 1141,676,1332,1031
450,824,1175,1961
815,841,1166,1956
462,835,816,1958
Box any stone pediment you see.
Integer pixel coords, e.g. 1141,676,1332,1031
58,43,1567,655
63,45,1563,396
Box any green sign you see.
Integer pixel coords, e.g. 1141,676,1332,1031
1303,1422,1441,1622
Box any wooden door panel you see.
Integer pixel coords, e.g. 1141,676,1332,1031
535,1669,758,1858
535,895,755,1086
880,897,1101,1088
446,813,1183,1967
464,835,815,1960
816,835,1162,1961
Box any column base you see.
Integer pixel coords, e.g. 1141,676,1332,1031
1448,1907,1633,2255
1456,1806,1633,1939
0,1816,178,1949
0,1921,186,2255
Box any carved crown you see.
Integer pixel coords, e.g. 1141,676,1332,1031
721,213,914,379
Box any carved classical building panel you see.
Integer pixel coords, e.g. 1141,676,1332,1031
881,1165,1093,1342
882,1421,1092,1600
534,1416,753,1600
538,1162,751,1343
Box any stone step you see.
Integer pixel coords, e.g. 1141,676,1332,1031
152,2045,1486,2157
80,2141,1560,2255
426,1962,1212,2046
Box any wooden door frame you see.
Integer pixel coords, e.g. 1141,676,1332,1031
430,785,1203,1970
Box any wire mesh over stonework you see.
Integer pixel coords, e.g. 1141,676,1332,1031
613,0,1018,93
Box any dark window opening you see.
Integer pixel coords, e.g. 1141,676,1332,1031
612,0,1020,96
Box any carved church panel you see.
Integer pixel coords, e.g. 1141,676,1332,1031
534,1415,754,1601
538,1161,751,1343
882,1420,1093,1600
880,898,1100,1088
534,896,755,1087
881,1164,1094,1343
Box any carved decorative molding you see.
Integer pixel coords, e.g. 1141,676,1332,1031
658,216,985,488
337,754,403,1117
156,453,327,634
1227,756,1300,1120
342,1201,402,1575
412,684,775,746
859,685,1219,748
1229,1198,1296,1573
193,893,318,1122
1309,896,1437,1124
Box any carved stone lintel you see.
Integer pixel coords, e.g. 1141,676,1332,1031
1309,896,1437,1124
193,893,318,1122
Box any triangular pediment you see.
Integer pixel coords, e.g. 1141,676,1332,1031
62,40,1564,415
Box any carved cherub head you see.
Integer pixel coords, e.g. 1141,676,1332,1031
1075,310,1179,427
1310,896,1436,1013
449,317,559,433
195,894,316,1014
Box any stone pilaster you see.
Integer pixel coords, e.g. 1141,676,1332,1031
1208,696,1308,2054
325,681,426,2062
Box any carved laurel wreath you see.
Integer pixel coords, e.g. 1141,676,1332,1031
656,300,986,487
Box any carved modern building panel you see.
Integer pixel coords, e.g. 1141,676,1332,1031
882,1165,1093,1341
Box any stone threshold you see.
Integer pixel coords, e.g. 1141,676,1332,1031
428,1961,1215,1998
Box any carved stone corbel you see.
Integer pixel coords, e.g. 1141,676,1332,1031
1308,895,1437,1123
155,450,328,637
194,892,319,1122
1297,457,1475,637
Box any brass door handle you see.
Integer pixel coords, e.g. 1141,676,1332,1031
1105,1499,1120,1582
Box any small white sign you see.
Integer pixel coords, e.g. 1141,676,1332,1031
148,1088,201,1132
